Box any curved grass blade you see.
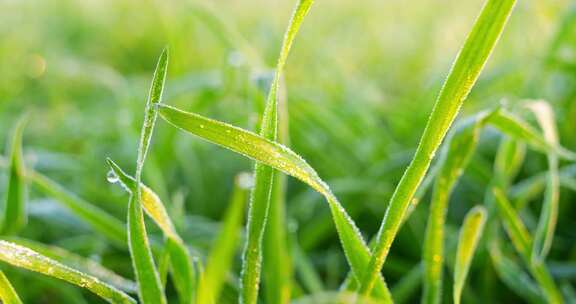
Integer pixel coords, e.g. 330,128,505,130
453,206,487,304
106,159,194,304
422,115,487,304
241,1,314,303
4,237,136,293
492,188,563,303
197,173,249,304
525,101,560,263
29,171,127,247
127,47,169,304
0,270,22,304
0,240,135,304
158,104,392,301
360,0,517,294
2,115,28,235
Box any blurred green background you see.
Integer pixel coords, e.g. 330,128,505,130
1,0,576,302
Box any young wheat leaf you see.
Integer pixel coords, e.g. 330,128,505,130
128,47,169,304
29,171,127,247
157,104,392,301
106,159,194,304
4,237,136,293
422,114,487,304
492,188,563,303
2,115,28,235
360,0,517,294
453,206,487,304
241,0,314,303
525,101,560,263
0,241,135,304
197,173,249,304
0,270,22,304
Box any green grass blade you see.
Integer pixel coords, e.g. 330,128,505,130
0,240,135,304
2,116,28,235
492,188,563,303
525,101,560,262
128,47,169,304
158,105,392,301
241,1,313,303
360,0,517,294
29,171,127,247
0,270,22,304
197,174,249,304
453,206,487,304
487,109,576,161
422,115,486,304
106,159,194,304
5,237,136,293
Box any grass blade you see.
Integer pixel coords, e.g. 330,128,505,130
422,115,486,304
29,171,127,247
5,237,136,293
360,0,517,294
453,206,487,304
241,0,313,303
0,270,22,304
127,47,169,304
107,159,194,304
1,116,28,235
0,240,135,303
525,101,560,262
492,188,563,303
197,173,249,304
158,104,392,301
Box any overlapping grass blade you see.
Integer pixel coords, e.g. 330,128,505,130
5,237,136,293
0,270,22,304
158,104,392,301
359,0,517,294
492,188,563,303
525,101,559,262
127,47,168,304
453,206,487,304
488,237,545,304
106,159,194,304
0,240,135,304
29,171,127,247
2,116,28,235
422,115,487,304
240,0,314,303
197,173,249,304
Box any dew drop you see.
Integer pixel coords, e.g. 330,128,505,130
199,124,205,129
106,170,119,184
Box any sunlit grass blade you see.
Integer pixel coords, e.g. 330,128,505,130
106,159,194,304
422,115,486,304
525,101,559,262
29,171,127,247
487,109,576,161
127,47,169,304
0,270,22,304
5,237,136,293
492,188,563,303
0,240,135,304
360,0,517,294
158,105,392,301
1,115,28,235
241,0,314,303
197,173,249,304
453,206,487,304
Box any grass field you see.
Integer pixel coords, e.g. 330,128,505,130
1,0,576,303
